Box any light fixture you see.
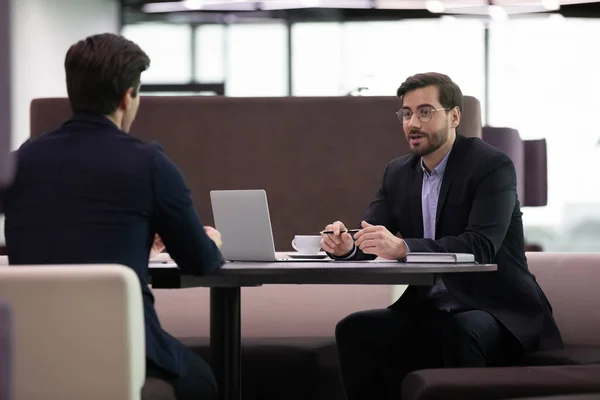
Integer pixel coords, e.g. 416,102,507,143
541,0,560,11
426,0,445,13
488,5,508,21
548,13,565,23
142,1,188,12
182,0,205,10
300,0,321,6
440,15,457,23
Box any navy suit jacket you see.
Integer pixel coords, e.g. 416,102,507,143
0,112,224,376
348,135,563,353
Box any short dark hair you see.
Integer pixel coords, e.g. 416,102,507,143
65,33,150,115
396,72,463,113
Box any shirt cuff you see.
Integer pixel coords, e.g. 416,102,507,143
337,245,358,260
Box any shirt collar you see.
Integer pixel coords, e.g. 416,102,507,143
421,149,451,176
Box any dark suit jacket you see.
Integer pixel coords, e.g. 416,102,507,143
0,112,224,376
350,134,563,353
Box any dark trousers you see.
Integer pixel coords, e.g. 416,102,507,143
335,307,523,400
145,350,218,400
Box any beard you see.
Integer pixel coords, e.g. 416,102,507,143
407,126,449,157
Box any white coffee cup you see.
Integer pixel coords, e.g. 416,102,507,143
291,235,322,254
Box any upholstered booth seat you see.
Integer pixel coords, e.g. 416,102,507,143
522,345,600,366
507,394,600,400
482,126,548,208
402,252,600,400
0,302,11,400
402,365,600,400
523,252,600,366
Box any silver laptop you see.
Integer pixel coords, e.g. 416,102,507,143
209,189,330,262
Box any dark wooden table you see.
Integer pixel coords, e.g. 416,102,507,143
149,259,497,400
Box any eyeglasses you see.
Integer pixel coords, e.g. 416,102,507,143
396,107,449,124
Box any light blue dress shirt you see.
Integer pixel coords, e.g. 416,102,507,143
417,151,465,311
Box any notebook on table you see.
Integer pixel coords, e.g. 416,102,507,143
402,253,476,263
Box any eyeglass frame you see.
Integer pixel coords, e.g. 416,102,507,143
396,106,452,124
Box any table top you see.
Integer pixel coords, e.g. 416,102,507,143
0,255,496,288
150,259,495,273
149,259,496,288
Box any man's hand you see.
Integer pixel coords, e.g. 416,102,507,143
320,221,355,257
353,221,406,260
150,234,165,259
205,226,223,248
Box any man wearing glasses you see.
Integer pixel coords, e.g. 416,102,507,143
321,72,563,400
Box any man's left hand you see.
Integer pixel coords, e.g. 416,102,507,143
205,226,223,248
150,234,165,259
353,221,407,260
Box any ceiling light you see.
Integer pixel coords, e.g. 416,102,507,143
488,5,508,21
182,0,205,9
142,1,187,12
440,15,457,23
426,0,445,13
548,13,565,23
300,0,321,6
541,0,560,11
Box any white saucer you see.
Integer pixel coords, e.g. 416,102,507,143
150,253,173,263
286,251,329,259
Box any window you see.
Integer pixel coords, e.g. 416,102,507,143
291,22,343,96
489,17,600,250
340,19,485,104
195,24,226,83
122,23,192,84
226,23,288,96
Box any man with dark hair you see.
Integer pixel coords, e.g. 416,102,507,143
1,33,223,399
321,72,563,400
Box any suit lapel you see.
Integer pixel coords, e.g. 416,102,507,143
435,135,466,227
409,163,424,238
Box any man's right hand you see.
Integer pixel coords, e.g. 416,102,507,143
320,221,355,257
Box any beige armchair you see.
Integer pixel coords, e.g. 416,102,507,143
0,264,145,400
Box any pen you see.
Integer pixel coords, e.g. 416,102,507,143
320,229,360,234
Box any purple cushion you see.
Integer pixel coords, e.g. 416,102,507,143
0,302,11,400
